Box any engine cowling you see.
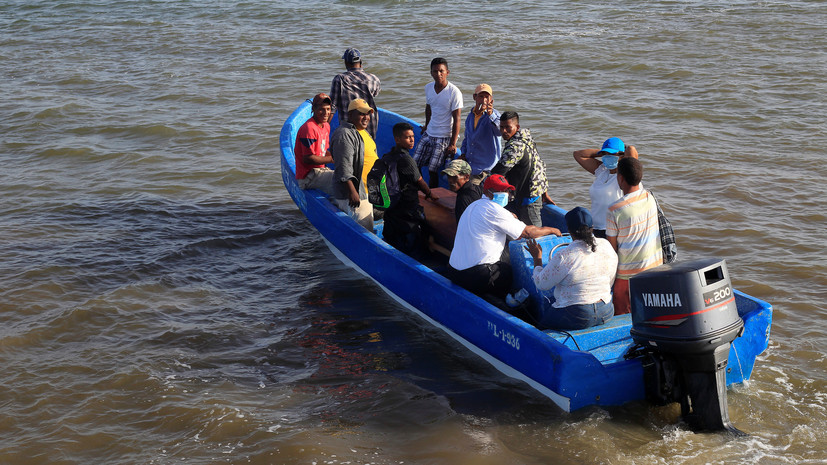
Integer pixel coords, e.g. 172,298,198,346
629,258,745,434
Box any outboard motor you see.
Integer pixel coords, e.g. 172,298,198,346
629,258,745,434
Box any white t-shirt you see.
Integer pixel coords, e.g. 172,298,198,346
425,82,463,138
531,239,618,308
589,164,623,230
449,197,526,270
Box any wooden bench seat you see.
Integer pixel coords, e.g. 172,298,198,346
418,187,457,256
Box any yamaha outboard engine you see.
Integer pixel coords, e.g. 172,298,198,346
629,258,745,434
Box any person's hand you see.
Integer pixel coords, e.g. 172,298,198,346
426,191,439,202
524,238,543,264
420,125,427,135
348,191,361,208
542,192,555,205
445,144,457,157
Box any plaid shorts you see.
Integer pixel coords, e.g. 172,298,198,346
412,134,451,172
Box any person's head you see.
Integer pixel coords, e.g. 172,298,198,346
499,111,520,141
430,57,449,86
441,159,472,192
393,122,416,151
616,157,643,192
347,98,374,130
565,207,597,252
482,174,515,206
311,93,332,125
342,48,362,68
598,137,625,170
473,83,493,109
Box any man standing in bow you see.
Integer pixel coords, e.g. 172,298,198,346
330,48,381,138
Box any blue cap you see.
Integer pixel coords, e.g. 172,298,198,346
342,48,361,63
600,137,625,154
565,207,593,232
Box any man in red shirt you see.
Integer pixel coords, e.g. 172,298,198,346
295,93,335,195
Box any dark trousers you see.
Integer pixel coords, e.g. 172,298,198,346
448,261,512,299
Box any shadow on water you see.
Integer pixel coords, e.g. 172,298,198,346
255,279,575,428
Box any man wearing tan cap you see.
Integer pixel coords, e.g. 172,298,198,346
460,83,502,179
330,98,376,231
295,93,335,195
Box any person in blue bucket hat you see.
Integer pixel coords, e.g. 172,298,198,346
573,137,639,238
525,206,618,330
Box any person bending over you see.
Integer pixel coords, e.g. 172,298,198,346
448,174,560,299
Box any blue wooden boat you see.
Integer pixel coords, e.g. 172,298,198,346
279,99,772,420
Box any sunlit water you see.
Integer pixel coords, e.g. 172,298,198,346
1,1,825,463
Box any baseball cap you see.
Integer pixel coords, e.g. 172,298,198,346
600,137,625,154
565,207,593,231
342,48,361,63
347,98,374,114
474,83,493,96
442,159,472,177
311,93,332,108
483,174,515,192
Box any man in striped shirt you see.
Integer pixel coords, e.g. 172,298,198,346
606,157,663,314
330,48,381,139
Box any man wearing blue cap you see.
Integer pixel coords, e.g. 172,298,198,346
330,48,381,138
573,137,638,238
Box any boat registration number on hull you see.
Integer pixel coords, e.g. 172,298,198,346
488,321,521,350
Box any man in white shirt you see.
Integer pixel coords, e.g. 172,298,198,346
412,57,463,188
448,174,561,299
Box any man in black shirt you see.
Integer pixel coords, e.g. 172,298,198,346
442,158,482,223
381,123,437,257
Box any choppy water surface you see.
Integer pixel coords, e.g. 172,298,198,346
1,1,825,463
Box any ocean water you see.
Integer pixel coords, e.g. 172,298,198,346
1,1,825,463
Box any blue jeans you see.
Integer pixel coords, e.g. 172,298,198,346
535,299,614,330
